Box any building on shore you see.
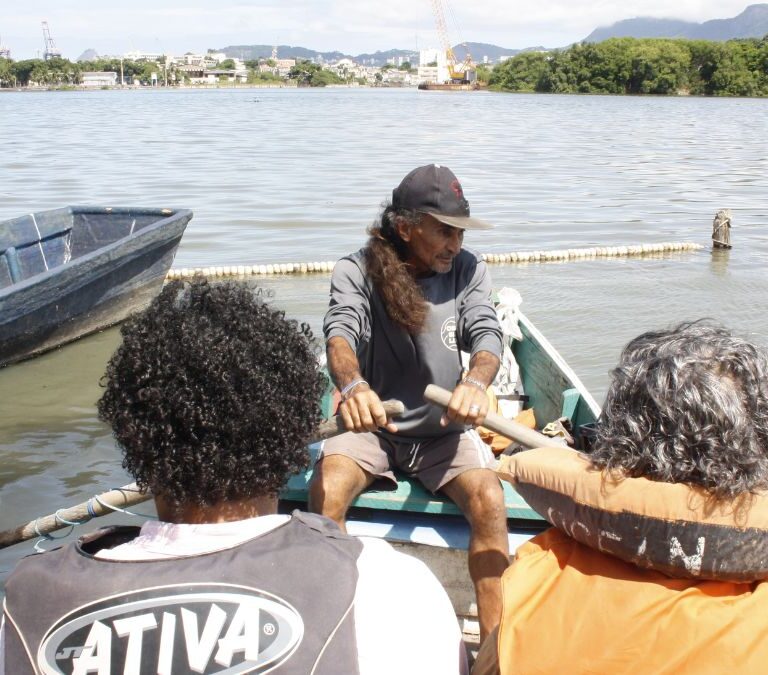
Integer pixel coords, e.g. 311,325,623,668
418,48,453,84
124,50,166,63
417,65,439,85
176,64,247,85
203,69,248,84
81,71,119,87
259,58,296,78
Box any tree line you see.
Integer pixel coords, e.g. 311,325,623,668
0,57,347,88
0,57,157,87
489,36,768,96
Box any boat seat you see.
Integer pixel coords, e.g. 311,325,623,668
0,209,75,286
281,442,544,521
0,247,22,286
0,208,73,255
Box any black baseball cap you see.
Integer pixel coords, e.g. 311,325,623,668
391,164,493,230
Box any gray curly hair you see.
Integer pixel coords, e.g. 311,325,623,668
590,320,768,500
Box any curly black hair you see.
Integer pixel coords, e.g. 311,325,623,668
591,320,768,501
97,277,326,507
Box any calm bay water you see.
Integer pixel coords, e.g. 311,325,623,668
1,87,767,582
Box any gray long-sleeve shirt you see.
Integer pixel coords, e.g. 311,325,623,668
324,247,503,442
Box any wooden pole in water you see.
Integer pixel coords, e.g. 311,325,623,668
712,209,732,249
0,400,405,550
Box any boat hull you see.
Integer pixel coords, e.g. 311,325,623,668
0,207,192,367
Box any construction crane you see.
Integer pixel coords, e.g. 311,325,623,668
0,34,10,60
42,21,61,60
428,0,475,83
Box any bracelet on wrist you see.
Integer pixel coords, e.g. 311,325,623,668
462,376,488,392
340,378,368,400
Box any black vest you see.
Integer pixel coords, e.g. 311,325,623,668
3,511,362,674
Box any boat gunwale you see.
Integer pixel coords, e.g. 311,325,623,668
516,310,602,421
0,206,193,300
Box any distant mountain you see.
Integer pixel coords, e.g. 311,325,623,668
215,42,522,66
216,44,348,62
216,8,767,68
694,3,768,39
353,49,418,66
77,49,100,62
453,42,527,62
584,3,768,42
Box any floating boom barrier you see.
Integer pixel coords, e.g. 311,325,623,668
166,241,704,280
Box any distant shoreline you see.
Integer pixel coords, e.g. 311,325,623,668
0,83,302,92
0,82,410,93
0,83,430,94
2,83,767,98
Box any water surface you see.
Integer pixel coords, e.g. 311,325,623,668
1,88,766,583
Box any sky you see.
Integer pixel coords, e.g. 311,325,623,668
0,0,757,60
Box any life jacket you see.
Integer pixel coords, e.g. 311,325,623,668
496,529,768,674
493,447,768,675
3,511,362,675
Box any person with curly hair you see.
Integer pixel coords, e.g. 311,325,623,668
590,321,768,499
309,164,510,642
2,278,467,675
474,321,768,675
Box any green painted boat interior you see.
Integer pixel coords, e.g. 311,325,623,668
280,312,599,523
513,317,598,436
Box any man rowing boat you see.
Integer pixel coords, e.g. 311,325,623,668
309,164,510,641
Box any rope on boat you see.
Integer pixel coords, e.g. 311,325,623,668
16,484,155,553
165,241,704,279
0,401,406,551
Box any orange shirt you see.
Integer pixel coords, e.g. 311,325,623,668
492,528,768,674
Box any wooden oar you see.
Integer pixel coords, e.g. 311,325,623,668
0,399,405,550
424,384,563,449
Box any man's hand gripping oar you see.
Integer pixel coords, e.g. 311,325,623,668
424,384,563,450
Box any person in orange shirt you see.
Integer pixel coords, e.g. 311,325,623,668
474,321,768,675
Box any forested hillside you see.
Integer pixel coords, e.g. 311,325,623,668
490,37,768,96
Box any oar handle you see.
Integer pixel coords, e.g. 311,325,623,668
423,384,563,449
314,399,404,439
0,399,405,550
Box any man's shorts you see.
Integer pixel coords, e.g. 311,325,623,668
317,429,497,494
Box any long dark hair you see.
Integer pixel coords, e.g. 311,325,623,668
364,204,428,334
